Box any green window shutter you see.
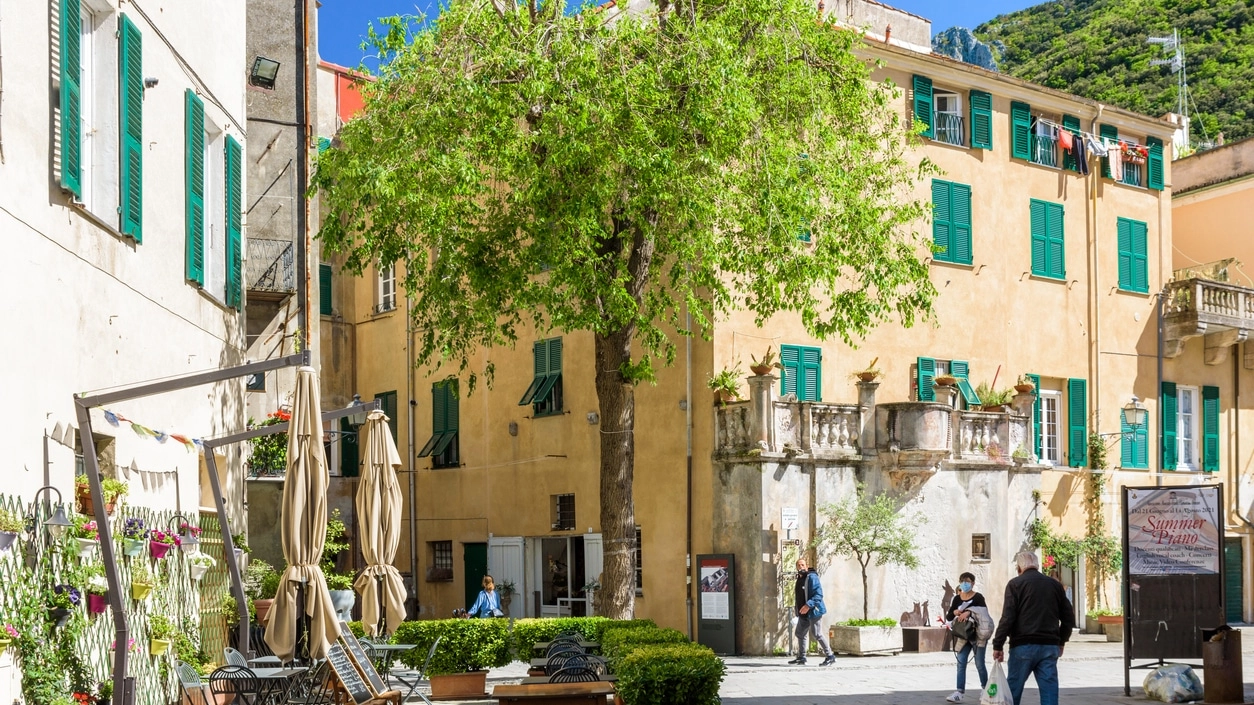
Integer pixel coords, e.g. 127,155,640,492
1067,378,1087,468
780,345,801,398
518,340,548,405
118,14,144,242
1132,220,1149,292
340,417,359,477
185,90,206,287
1161,381,1177,470
1045,202,1065,279
1147,136,1165,191
916,357,936,402
374,390,398,440
1030,199,1048,276
59,0,83,199
1120,412,1134,467
420,382,448,457
1099,124,1118,178
1116,217,1133,290
319,263,333,315
530,337,563,407
799,346,821,402
1135,420,1149,468
1010,101,1032,161
432,381,459,456
931,180,952,262
952,183,972,265
912,75,934,139
1062,115,1081,171
1202,385,1220,472
1028,373,1042,457
547,338,563,375
950,361,981,406
318,137,331,153
969,90,993,150
225,136,243,309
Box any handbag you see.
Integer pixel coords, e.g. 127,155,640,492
951,614,978,643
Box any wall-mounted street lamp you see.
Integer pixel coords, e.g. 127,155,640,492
346,394,368,430
29,486,73,540
1123,395,1149,431
249,56,281,90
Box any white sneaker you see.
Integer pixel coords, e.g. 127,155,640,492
945,692,963,703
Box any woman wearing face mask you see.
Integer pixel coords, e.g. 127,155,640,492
945,572,995,703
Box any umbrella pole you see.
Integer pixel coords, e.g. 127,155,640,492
377,575,386,637
296,577,308,663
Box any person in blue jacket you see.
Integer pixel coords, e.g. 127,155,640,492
788,558,836,666
467,575,504,618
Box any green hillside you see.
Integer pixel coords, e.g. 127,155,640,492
972,0,1254,145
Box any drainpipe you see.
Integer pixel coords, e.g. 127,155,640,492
295,0,310,351
1089,104,1104,432
1233,349,1251,621
685,302,694,639
407,282,419,616
1156,293,1164,487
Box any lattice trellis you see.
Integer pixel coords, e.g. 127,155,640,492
0,494,228,704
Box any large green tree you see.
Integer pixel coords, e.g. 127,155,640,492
314,0,937,618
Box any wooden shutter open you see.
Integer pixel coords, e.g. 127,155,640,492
225,136,243,309
780,345,801,398
1030,199,1048,276
1147,136,1165,190
916,357,936,402
1062,115,1081,171
60,0,83,199
1010,101,1032,161
1203,385,1220,472
319,263,333,315
912,75,934,139
1067,378,1087,468
799,347,821,402
931,180,951,262
1099,124,1118,178
969,90,993,150
1161,381,1177,470
1028,373,1042,458
119,15,144,241
185,90,206,287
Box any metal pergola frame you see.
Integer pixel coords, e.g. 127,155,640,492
73,352,308,705
202,398,379,656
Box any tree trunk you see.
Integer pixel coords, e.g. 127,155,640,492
861,560,870,621
595,325,637,620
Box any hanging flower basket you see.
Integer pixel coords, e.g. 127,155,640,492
0,530,17,553
76,537,100,560
189,563,210,581
49,608,73,629
131,581,154,601
122,538,146,558
149,540,174,560
88,593,108,614
149,638,171,656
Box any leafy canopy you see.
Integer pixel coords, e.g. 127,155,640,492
314,0,937,383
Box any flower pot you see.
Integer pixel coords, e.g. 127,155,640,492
714,390,739,406
49,608,73,628
88,593,108,614
131,581,153,601
828,625,903,656
189,563,210,581
0,530,17,553
122,538,146,558
150,638,171,656
981,405,1008,413
76,484,93,515
0,637,11,655
1104,621,1124,642
254,598,275,625
933,375,957,386
104,501,116,516
77,538,100,559
430,671,488,699
1014,384,1036,394
329,590,356,622
149,541,174,559
856,371,880,383
750,364,773,376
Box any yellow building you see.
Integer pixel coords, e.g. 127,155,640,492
317,0,1254,653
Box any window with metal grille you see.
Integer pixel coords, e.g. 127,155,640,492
971,533,991,561
552,494,575,531
427,540,453,582
635,527,643,595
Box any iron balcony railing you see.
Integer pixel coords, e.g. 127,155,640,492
1031,132,1059,168
246,238,296,294
1121,160,1144,187
934,112,965,147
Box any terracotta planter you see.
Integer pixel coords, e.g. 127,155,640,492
132,581,153,601
150,638,171,656
856,371,880,383
1014,384,1036,394
122,538,146,557
76,484,93,515
714,390,740,406
750,365,773,376
981,405,1008,413
254,598,275,625
0,530,17,553
934,375,957,386
430,671,488,699
150,541,174,559
88,593,108,614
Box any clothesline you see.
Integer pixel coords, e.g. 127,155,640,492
1033,115,1148,151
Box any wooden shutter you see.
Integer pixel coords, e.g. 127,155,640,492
547,338,563,375
780,345,801,398
916,357,936,402
1010,101,1032,161
969,90,993,150
1028,373,1042,457
1120,412,1134,468
912,75,934,139
1202,385,1220,472
1161,381,1177,470
185,90,206,287
1116,217,1134,291
518,341,548,405
1046,202,1065,279
952,183,972,265
119,15,143,241
950,360,980,406
1062,115,1081,171
1067,378,1087,468
1030,199,1048,276
800,347,821,402
1147,136,1165,190
1099,124,1118,178
445,381,460,433
319,263,333,315
1131,220,1149,292
225,135,243,309
340,417,359,476
59,0,83,199
931,180,951,262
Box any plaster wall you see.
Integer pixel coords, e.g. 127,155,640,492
1172,180,1254,283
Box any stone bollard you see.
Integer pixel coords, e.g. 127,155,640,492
748,374,778,451
857,380,879,456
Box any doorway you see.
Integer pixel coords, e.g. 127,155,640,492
1224,537,1243,623
464,542,488,613
536,536,586,617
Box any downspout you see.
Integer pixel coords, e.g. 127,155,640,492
1156,293,1164,487
407,282,418,617
295,0,310,351
1089,104,1104,433
685,303,694,639
1233,349,1252,623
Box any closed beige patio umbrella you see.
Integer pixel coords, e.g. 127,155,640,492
354,409,406,636
265,367,340,661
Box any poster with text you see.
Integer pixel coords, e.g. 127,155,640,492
699,557,730,620
1127,486,1221,575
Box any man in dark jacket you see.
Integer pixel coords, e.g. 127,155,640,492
788,558,836,666
992,551,1074,705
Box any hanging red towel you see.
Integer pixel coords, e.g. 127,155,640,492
1059,129,1074,151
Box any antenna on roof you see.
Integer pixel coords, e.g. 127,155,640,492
1147,29,1186,119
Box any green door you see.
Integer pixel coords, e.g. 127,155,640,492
464,542,488,612
1225,538,1243,623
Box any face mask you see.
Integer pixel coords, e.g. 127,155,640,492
959,582,972,592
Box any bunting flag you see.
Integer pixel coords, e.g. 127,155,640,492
98,409,203,453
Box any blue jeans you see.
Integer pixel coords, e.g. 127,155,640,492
1006,643,1060,705
955,641,987,693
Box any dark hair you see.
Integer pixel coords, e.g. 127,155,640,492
959,572,976,584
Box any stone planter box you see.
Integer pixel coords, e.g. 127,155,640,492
828,625,903,656
1104,621,1123,642
430,670,488,699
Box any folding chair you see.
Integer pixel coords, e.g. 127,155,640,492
224,647,250,667
176,660,212,705
389,636,441,705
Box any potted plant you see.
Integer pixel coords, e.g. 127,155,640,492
933,374,958,387
188,552,216,582
120,517,148,557
222,594,256,627
148,528,180,559
247,410,291,477
148,614,175,656
84,563,109,614
1014,374,1036,395
0,506,22,553
749,347,781,376
231,532,251,564
1012,444,1031,466
323,510,357,620
48,584,81,628
244,560,280,624
707,366,742,406
852,357,881,383
74,476,128,515
392,618,511,699
974,382,1012,411
131,564,156,601
498,580,516,616
70,515,100,559
0,624,17,655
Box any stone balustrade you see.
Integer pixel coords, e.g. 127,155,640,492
1163,277,1254,361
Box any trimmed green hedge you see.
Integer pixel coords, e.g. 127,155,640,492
601,626,688,668
508,617,605,658
615,643,724,705
392,619,511,675
594,618,657,641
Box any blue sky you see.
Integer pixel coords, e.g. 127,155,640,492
317,0,1039,68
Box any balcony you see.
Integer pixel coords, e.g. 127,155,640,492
1163,277,1254,363
247,238,296,300
934,112,965,147
1031,132,1059,168
1120,161,1144,187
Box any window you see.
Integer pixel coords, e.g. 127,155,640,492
971,533,990,561
319,263,333,315
1117,218,1149,293
520,338,563,416
1177,386,1199,470
246,372,266,392
913,357,979,407
933,89,964,147
931,179,972,265
1039,390,1061,465
1030,118,1060,168
913,75,988,150
1120,407,1149,469
375,390,398,441
1061,115,1082,172
427,541,453,581
377,264,396,313
969,90,993,150
1099,124,1118,178
780,345,822,401
419,380,459,468
1162,383,1218,471
1030,199,1065,280
1117,139,1145,187
552,494,575,531
634,527,643,595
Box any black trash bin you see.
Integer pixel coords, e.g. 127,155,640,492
1201,626,1242,704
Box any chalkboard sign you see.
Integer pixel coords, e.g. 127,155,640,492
326,643,374,705
338,621,390,696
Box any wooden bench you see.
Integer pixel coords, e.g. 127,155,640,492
492,681,615,704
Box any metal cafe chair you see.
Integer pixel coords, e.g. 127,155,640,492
388,636,441,705
549,664,601,683
176,660,213,705
209,665,266,705
224,647,251,667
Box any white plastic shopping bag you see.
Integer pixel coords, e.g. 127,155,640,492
980,662,1011,705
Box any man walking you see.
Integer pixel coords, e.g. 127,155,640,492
992,551,1074,705
788,558,836,666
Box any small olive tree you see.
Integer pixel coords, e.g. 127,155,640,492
817,487,925,621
